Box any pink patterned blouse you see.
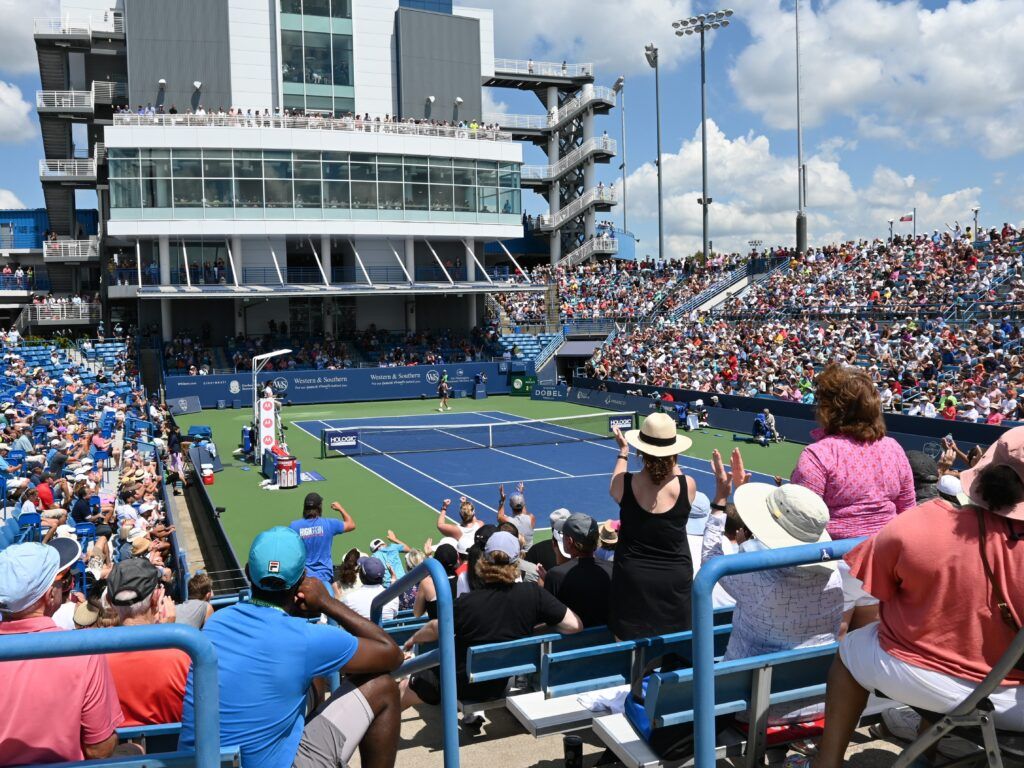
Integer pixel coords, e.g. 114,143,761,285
790,432,916,540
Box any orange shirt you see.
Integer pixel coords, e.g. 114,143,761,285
846,499,1024,685
107,648,190,726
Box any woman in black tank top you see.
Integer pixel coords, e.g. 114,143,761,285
608,413,696,640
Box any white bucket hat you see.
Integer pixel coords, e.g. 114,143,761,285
732,483,835,569
623,412,692,457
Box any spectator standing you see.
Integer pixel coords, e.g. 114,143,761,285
596,520,618,562
543,512,612,627
497,483,535,549
413,542,458,620
175,570,215,629
815,427,1024,767
608,412,696,640
0,540,123,765
105,558,189,727
288,492,356,591
790,363,915,632
179,527,403,768
370,530,409,589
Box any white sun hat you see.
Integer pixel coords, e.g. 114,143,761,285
732,483,836,569
623,412,692,457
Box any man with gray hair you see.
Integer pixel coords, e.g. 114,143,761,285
104,558,189,727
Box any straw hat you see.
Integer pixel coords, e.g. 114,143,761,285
623,412,692,457
732,483,835,569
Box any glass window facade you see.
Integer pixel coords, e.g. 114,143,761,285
108,148,522,219
399,0,452,12
280,0,349,19
280,0,354,116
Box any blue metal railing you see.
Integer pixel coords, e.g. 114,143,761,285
0,623,224,768
691,537,865,768
371,558,459,768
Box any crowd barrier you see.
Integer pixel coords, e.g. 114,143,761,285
165,362,512,408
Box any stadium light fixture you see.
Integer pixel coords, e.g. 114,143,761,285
671,9,735,262
251,348,292,424
795,0,807,257
612,76,628,234
645,44,665,262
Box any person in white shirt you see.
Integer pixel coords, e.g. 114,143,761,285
922,398,938,418
962,401,981,423
341,557,398,621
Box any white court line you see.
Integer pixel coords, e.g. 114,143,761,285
315,419,497,514
433,425,573,478
455,470,614,488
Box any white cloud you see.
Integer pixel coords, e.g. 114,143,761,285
481,88,509,118
0,0,58,74
729,0,1024,158
464,0,701,76
0,189,24,208
620,119,981,256
0,82,36,143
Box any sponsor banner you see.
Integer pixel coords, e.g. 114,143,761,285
608,414,635,432
510,375,537,397
165,362,509,408
167,395,203,416
325,428,359,451
530,383,569,402
568,387,661,416
258,398,276,453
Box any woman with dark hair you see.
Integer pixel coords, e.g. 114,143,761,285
607,412,696,640
413,542,458,620
790,363,915,632
814,426,1024,767
333,547,361,601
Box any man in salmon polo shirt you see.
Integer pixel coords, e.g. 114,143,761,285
0,540,123,765
814,426,1024,768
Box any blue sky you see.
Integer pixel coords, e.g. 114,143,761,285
1,0,1021,256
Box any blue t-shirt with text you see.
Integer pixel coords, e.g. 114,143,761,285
289,516,346,584
179,602,358,768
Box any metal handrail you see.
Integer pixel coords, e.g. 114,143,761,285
486,86,615,135
22,303,102,322
0,623,222,767
522,136,617,182
535,187,617,231
371,559,459,768
92,80,128,104
36,89,93,110
484,113,548,130
39,158,96,177
534,330,565,370
111,113,513,142
33,13,123,36
44,239,99,260
558,236,619,267
691,538,865,768
493,58,594,78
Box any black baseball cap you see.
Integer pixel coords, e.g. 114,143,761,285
107,558,161,606
905,450,938,486
562,513,598,546
303,492,323,509
473,524,497,549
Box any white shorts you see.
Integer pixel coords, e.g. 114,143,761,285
841,622,1024,731
838,560,878,612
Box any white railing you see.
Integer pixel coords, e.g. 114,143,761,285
44,239,99,260
92,80,127,104
522,136,617,182
493,58,594,78
39,159,97,178
111,113,513,142
535,187,617,231
95,143,106,163
36,90,93,110
34,13,123,36
485,113,548,130
558,236,619,267
23,303,103,323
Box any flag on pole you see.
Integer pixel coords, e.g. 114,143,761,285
899,212,914,222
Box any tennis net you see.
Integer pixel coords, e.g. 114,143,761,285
321,411,637,457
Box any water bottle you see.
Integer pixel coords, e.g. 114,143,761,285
563,734,583,768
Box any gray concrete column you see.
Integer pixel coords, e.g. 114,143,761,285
547,86,561,265
406,298,416,332
321,234,332,282
158,235,170,283
465,238,476,281
404,237,415,280
234,298,244,335
583,109,596,239
160,300,172,341
231,235,243,284
467,294,477,328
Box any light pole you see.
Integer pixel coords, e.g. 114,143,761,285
971,206,980,240
795,0,807,256
612,76,627,235
674,9,733,263
888,219,894,246
644,44,664,261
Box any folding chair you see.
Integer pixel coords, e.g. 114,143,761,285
892,625,1024,768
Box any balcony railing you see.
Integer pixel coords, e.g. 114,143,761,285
34,13,123,37
522,136,617,182
36,90,92,111
535,187,617,231
558,236,619,267
111,113,512,142
44,239,99,260
493,58,594,78
485,113,548,131
487,86,615,135
39,159,97,179
21,303,102,323
92,80,128,105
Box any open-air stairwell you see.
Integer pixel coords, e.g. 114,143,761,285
558,236,619,268
521,136,616,184
485,85,616,135
534,187,617,231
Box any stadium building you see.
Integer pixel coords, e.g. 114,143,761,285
32,0,619,345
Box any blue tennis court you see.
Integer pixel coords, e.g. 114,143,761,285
292,410,779,527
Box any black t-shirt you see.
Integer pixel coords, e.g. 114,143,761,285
70,497,92,525
453,582,567,678
524,539,558,571
544,556,613,628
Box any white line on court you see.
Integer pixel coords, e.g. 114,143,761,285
454,470,613,488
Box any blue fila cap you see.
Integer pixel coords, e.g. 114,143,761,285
248,526,306,591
